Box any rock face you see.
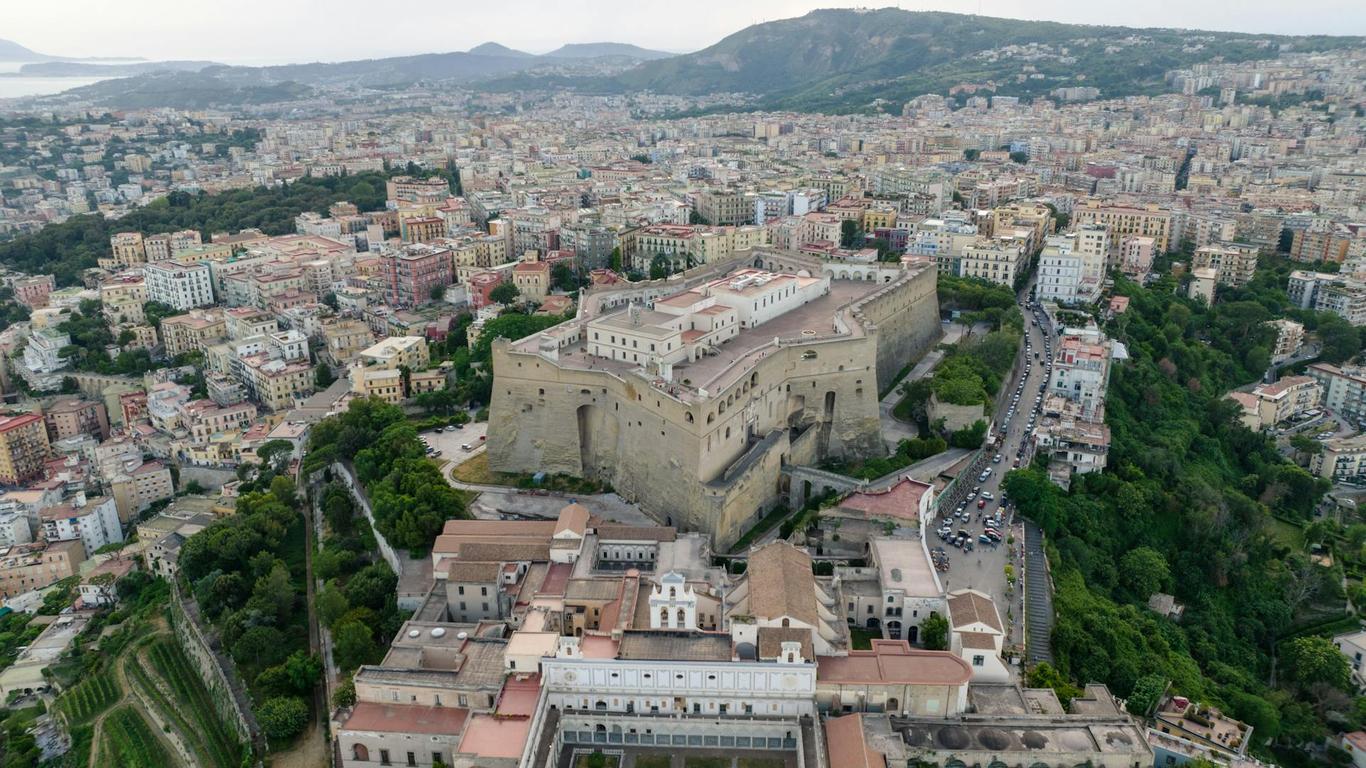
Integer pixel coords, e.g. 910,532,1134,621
487,261,940,548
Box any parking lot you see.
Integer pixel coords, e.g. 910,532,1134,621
421,420,489,463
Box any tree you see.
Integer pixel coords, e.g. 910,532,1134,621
1126,674,1166,716
317,581,350,628
257,696,309,742
551,262,577,292
1009,150,1029,164
334,620,380,671
1119,547,1169,599
608,247,623,272
314,363,336,388
1284,636,1352,691
840,219,861,248
489,282,520,305
1290,433,1324,456
920,612,949,650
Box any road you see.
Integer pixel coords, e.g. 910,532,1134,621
930,288,1058,664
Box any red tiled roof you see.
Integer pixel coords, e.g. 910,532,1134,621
817,639,971,686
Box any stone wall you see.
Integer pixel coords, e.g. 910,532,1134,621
927,392,986,432
488,258,940,548
169,582,264,759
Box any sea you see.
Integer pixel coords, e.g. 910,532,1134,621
0,61,124,100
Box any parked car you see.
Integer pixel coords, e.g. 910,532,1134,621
461,443,475,451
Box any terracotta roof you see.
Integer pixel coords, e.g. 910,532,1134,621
816,640,972,686
825,714,885,768
456,713,532,759
445,541,550,563
838,477,932,522
595,524,676,542
444,561,502,582
947,590,1002,633
958,630,997,650
746,541,817,626
341,702,469,735
554,503,590,536
757,626,813,661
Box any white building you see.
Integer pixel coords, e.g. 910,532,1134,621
946,589,1010,683
39,494,124,558
144,261,216,310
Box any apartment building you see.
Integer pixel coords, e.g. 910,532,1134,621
1269,318,1305,363
959,237,1027,287
1035,227,1107,305
1119,235,1156,281
1309,363,1366,425
42,399,110,443
160,309,227,356
0,539,84,598
1188,268,1218,304
359,336,430,372
109,461,175,523
399,216,446,244
101,232,146,270
1072,199,1173,254
695,188,753,226
383,244,452,307
0,413,50,486
144,260,216,310
988,202,1054,255
39,494,123,558
321,319,375,368
239,355,315,411
11,275,54,309
1312,434,1366,482
1192,243,1258,287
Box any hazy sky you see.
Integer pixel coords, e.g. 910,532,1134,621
4,0,1363,64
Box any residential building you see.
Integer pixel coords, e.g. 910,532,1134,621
39,494,123,558
101,232,146,270
1192,243,1258,287
695,188,752,226
1072,199,1173,253
1311,434,1366,483
0,539,85,598
1308,363,1366,425
1119,235,1156,281
1188,267,1218,304
1269,318,1305,363
42,399,110,443
383,244,453,307
0,413,50,486
946,589,1009,682
144,260,216,310
959,237,1027,287
160,309,227,356
108,461,175,523
359,336,430,372
1334,630,1366,690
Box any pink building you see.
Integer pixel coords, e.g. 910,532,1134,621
12,275,55,309
383,244,453,307
467,271,505,309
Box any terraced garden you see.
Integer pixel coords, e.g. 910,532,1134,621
54,670,119,725
128,636,245,768
97,705,174,767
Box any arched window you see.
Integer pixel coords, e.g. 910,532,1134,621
351,745,369,762
660,607,668,624
677,608,686,624
669,586,676,598
781,618,790,628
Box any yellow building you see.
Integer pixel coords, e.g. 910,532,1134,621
350,365,404,404
160,310,227,357
100,232,146,270
1073,200,1173,254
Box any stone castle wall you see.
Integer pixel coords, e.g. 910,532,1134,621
487,261,940,547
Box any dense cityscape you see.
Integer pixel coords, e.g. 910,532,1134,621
0,5,1363,768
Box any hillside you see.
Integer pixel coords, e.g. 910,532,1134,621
608,8,1364,111
545,42,673,60
0,38,47,61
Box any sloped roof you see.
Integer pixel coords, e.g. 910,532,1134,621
747,541,816,626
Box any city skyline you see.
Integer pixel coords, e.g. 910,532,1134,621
2,0,1364,65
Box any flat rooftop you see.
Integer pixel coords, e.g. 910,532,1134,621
511,278,887,403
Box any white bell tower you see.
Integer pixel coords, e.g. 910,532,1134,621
648,571,697,630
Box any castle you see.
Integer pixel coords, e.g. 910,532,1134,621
487,248,941,547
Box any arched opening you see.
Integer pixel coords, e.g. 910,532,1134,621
781,618,790,628
866,617,880,630
886,698,899,713
595,701,608,711
351,744,369,762
659,607,668,624
669,586,676,598
887,620,902,639
908,625,919,643
677,608,686,625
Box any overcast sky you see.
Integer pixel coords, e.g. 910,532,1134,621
4,0,1363,64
